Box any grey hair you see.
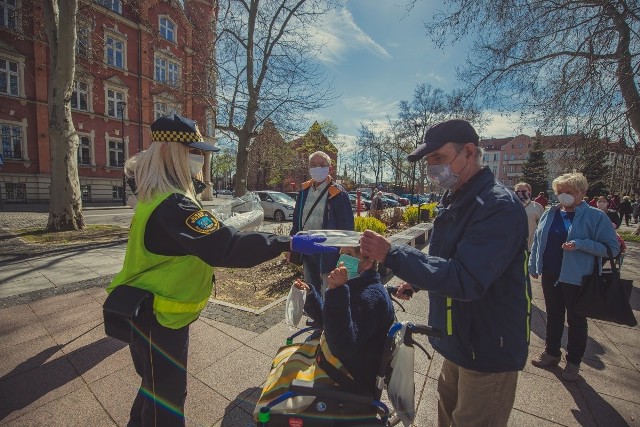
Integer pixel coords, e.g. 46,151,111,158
452,143,484,166
308,151,331,166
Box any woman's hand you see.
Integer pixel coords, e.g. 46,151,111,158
327,262,348,290
562,241,577,251
293,278,310,293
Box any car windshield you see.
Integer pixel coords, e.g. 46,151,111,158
269,192,295,205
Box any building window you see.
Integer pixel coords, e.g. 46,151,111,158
112,185,124,201
77,136,91,165
5,182,26,203
71,81,89,111
205,109,214,137
154,102,179,120
76,25,90,58
511,154,515,160
0,57,19,96
154,56,180,86
493,154,498,161
1,123,22,159
106,89,125,118
0,0,17,30
159,17,175,42
80,185,91,202
96,0,121,14
105,35,125,69
108,139,124,167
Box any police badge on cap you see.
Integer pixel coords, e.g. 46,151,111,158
151,114,219,152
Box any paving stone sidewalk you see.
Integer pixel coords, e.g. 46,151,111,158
0,209,639,426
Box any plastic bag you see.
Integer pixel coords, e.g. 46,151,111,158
297,230,362,247
210,193,264,231
285,284,307,328
387,323,415,427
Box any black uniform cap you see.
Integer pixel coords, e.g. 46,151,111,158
408,119,479,162
150,114,219,152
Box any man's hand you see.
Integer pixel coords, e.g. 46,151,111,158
293,278,310,293
394,282,415,301
327,262,348,290
360,230,391,262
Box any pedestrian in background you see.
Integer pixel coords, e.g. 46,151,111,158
619,195,633,227
361,119,530,427
535,191,549,208
514,181,544,252
289,151,354,295
529,173,619,382
106,115,333,427
632,198,639,224
597,195,622,229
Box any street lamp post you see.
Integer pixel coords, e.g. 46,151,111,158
413,123,423,222
118,102,127,206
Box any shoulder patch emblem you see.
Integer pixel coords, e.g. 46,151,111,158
185,210,220,234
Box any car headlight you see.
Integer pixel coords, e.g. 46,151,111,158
285,205,294,210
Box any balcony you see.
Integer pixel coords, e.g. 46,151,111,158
506,159,526,165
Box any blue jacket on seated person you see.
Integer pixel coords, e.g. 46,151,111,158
303,269,394,392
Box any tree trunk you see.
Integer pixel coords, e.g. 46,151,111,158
235,129,251,196
44,0,84,231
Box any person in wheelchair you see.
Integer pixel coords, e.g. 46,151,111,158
293,246,395,392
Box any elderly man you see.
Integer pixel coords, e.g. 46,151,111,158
514,181,545,252
361,119,530,427
290,151,354,295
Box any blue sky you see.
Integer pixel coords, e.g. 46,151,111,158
306,0,534,144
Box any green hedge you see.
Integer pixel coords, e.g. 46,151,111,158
403,202,438,225
354,216,387,234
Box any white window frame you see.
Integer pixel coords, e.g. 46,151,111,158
105,32,126,70
71,80,91,112
0,0,18,30
0,55,23,97
96,0,121,14
106,136,127,168
153,94,181,120
0,118,28,161
159,16,176,42
76,24,91,58
104,86,127,119
77,132,95,167
205,108,215,137
154,53,180,87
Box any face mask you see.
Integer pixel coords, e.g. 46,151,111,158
189,154,204,176
426,150,466,189
309,166,329,182
516,190,530,203
597,201,608,210
338,254,360,280
557,193,575,207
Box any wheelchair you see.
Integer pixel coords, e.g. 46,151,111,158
255,320,441,427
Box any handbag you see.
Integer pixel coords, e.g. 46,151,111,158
289,183,331,266
574,249,637,327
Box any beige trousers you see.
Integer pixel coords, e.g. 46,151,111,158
437,358,518,427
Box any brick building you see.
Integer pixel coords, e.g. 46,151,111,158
0,0,217,204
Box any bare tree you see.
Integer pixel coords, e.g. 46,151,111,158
43,0,83,231
215,0,337,196
422,0,640,145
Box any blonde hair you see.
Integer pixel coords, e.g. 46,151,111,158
129,141,195,203
514,182,532,191
552,172,588,194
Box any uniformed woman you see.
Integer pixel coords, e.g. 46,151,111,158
106,114,332,427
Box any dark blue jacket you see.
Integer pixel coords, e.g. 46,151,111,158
304,269,395,392
384,168,530,372
291,179,354,273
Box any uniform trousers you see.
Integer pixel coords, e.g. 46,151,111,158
128,308,190,427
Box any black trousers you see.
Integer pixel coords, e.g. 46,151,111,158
541,274,588,365
128,307,190,427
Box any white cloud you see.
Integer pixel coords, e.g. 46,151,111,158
482,113,537,138
309,8,391,64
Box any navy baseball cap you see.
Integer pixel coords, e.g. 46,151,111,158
408,119,479,162
151,114,219,152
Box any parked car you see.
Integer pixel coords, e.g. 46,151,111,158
285,191,299,201
217,189,232,195
348,193,367,211
380,195,399,208
255,190,295,221
382,192,409,206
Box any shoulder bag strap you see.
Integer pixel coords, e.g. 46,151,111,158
301,182,331,230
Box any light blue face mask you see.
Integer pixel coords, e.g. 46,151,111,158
337,254,360,279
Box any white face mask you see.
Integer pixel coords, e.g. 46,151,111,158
597,201,608,210
557,193,575,207
309,166,329,182
189,154,204,176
